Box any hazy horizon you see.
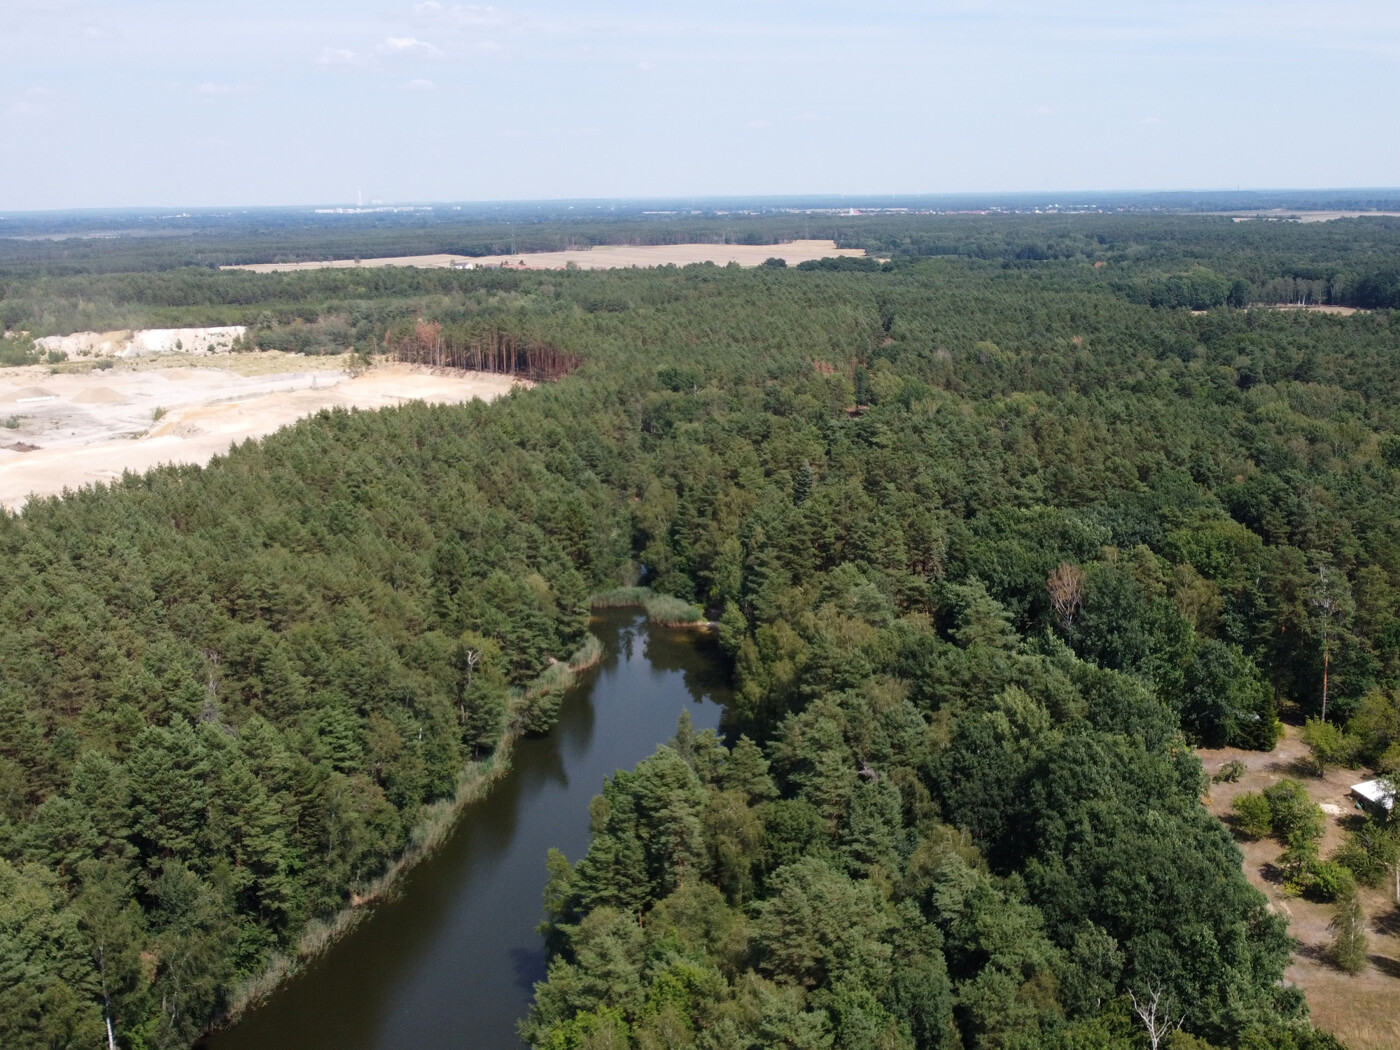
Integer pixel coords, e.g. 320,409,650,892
4,1,1397,211
5,189,1400,222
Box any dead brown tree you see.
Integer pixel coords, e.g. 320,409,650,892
386,322,581,382
1047,562,1086,633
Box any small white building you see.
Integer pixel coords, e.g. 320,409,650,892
1350,778,1396,814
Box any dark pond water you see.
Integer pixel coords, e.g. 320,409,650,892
204,611,729,1050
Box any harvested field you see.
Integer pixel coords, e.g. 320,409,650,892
1199,726,1400,1050
1227,211,1400,223
224,239,867,273
0,356,521,509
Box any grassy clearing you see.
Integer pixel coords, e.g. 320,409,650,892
1199,726,1400,1049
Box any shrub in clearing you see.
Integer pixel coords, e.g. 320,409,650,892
1328,885,1369,974
1232,791,1272,840
1213,759,1247,784
1262,779,1324,845
1303,859,1355,903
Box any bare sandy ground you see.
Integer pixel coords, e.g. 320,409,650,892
1228,211,1400,224
1260,304,1361,316
1200,727,1400,1050
224,239,867,274
0,357,519,509
1189,305,1363,317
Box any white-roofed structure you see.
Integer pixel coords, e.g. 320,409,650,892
1350,778,1396,813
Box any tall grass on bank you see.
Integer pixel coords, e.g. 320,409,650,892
222,746,511,1022
512,634,607,735
591,587,706,627
223,626,610,1024
218,596,688,1029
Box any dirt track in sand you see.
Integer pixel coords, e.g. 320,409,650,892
0,357,520,509
224,239,868,273
1200,727,1400,1050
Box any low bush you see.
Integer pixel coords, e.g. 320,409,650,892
1213,759,1247,784
1302,859,1355,902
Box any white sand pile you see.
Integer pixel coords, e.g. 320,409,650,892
34,331,129,357
72,387,125,405
124,327,245,357
4,386,58,403
32,327,247,360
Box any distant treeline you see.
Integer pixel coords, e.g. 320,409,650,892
3,216,1399,342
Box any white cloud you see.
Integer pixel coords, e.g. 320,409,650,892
414,3,509,31
197,82,253,96
10,0,80,13
637,60,655,71
402,78,435,91
743,119,771,130
1142,116,1161,124
378,36,445,58
8,87,55,117
317,47,358,66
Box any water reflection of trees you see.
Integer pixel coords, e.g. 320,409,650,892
643,627,733,707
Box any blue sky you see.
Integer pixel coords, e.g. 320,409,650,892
2,0,1396,209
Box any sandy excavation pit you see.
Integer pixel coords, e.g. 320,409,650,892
0,356,521,509
34,326,247,358
225,239,868,273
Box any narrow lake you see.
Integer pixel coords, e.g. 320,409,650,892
204,610,729,1050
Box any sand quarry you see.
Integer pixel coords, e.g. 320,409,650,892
225,239,867,274
1200,727,1400,1050
0,354,520,509
34,326,247,359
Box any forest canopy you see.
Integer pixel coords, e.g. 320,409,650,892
0,213,1397,1049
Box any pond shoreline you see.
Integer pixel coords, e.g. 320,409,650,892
203,604,726,1049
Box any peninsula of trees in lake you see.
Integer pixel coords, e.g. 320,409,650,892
1,201,1398,1050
